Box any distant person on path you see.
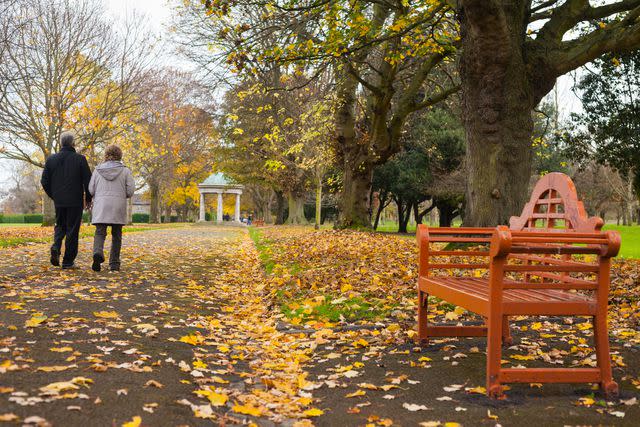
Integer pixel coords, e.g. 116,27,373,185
89,145,135,272
41,132,92,269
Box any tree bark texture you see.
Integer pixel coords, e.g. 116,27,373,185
42,196,55,226
149,182,160,223
286,192,307,224
274,191,286,225
459,0,537,226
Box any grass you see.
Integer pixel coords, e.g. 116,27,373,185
0,222,191,248
281,295,394,323
247,227,276,274
602,224,640,259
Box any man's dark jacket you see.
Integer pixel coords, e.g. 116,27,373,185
41,146,92,207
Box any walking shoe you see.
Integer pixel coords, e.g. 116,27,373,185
61,263,77,270
92,254,104,272
50,247,60,266
110,265,120,272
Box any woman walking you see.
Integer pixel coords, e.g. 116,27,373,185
89,145,135,272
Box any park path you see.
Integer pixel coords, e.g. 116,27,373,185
0,226,315,426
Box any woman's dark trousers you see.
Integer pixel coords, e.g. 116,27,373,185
93,224,123,270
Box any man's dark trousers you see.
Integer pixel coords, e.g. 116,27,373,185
53,207,84,267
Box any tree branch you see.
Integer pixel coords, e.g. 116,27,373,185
549,9,640,76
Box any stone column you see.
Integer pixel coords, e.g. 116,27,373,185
199,192,206,222
234,193,241,222
217,192,223,224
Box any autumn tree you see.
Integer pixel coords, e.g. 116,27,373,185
457,0,640,225
177,0,459,228
126,70,216,223
0,0,154,224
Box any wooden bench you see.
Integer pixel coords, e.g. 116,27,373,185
253,219,265,227
416,173,621,398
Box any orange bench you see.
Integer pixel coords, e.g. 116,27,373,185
416,173,621,398
253,219,265,227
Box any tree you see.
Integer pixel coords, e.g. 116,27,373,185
125,70,216,223
371,107,465,232
0,0,154,224
570,51,640,191
457,0,640,225
180,0,459,228
0,162,42,214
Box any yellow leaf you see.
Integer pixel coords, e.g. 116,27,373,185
346,390,366,398
93,311,119,319
25,315,48,327
37,366,71,372
340,283,352,293
50,347,73,353
510,354,535,361
233,403,263,417
467,386,486,394
179,333,205,346
303,408,324,417
195,389,228,407
121,416,142,427
193,360,207,370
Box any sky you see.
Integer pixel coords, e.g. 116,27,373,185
0,0,584,189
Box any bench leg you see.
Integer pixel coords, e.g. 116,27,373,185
593,314,618,398
486,312,504,398
502,316,513,346
417,290,429,346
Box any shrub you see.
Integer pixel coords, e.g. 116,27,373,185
24,214,43,223
132,213,150,223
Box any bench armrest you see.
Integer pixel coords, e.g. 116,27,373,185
490,226,621,259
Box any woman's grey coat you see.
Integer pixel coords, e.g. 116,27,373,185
89,161,135,225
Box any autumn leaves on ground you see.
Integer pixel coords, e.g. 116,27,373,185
1,225,640,426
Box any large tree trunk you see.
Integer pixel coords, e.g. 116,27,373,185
459,1,542,226
42,196,55,226
286,192,307,224
149,181,160,223
339,159,372,228
274,191,286,225
335,67,372,228
396,198,411,233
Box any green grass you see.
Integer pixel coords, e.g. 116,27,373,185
0,223,191,248
602,225,640,259
248,227,276,274
281,295,395,323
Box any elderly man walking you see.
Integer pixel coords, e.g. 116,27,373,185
41,132,92,269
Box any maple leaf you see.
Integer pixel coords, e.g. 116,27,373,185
232,403,263,416
179,333,205,346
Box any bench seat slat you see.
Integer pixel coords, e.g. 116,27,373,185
420,276,596,315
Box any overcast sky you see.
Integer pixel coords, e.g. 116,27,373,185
0,0,584,188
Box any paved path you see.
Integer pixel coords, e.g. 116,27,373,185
0,226,302,426
2,225,640,427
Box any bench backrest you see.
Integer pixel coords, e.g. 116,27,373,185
508,172,603,233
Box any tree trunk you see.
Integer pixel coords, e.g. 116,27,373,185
373,192,388,230
315,181,322,230
42,196,55,226
149,182,160,223
396,198,410,233
459,1,542,226
339,158,373,228
126,198,133,225
286,192,306,224
275,190,286,225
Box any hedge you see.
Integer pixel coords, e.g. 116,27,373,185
132,213,150,223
